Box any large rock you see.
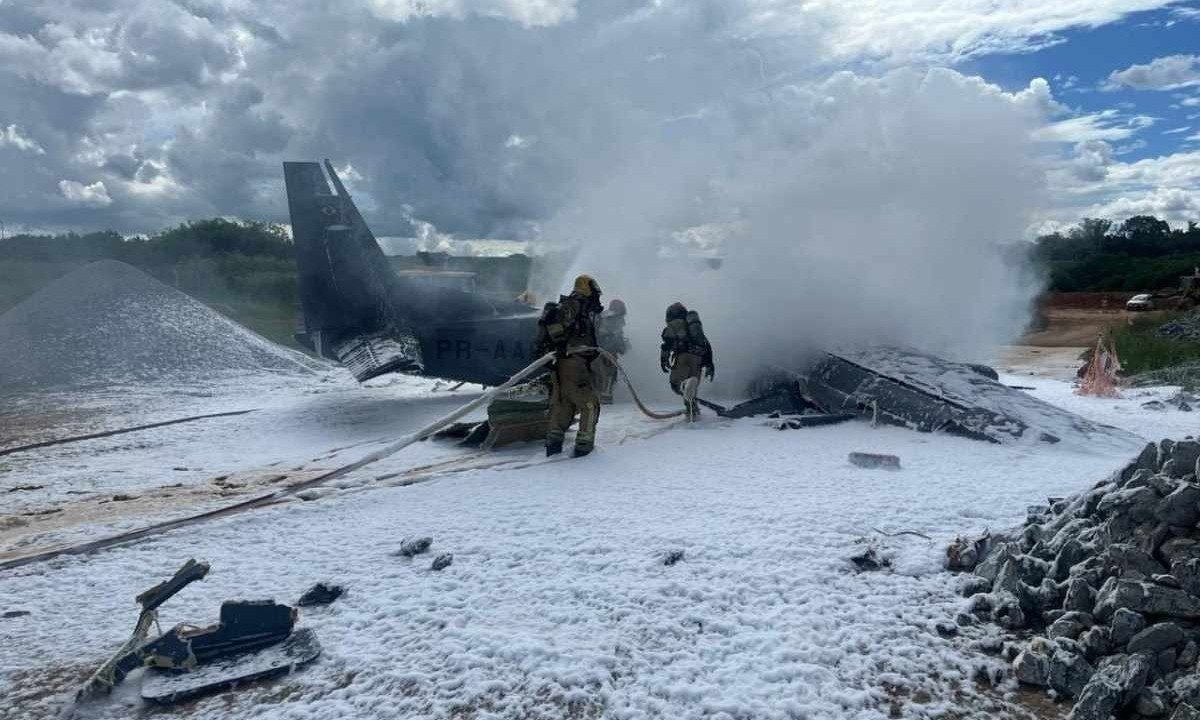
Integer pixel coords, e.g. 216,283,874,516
1069,653,1152,720
1048,612,1094,641
1128,623,1185,654
1064,578,1096,614
1173,703,1200,720
1097,487,1160,524
1050,649,1095,698
1135,686,1168,717
1013,650,1051,686
1167,441,1200,478
1054,538,1089,581
1159,440,1178,472
1080,626,1113,660
1111,608,1148,647
1160,538,1200,566
1157,483,1200,527
1180,640,1199,668
1097,580,1200,621
1173,559,1200,597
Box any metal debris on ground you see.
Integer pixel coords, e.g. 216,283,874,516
849,545,891,572
73,559,321,710
849,452,901,470
396,536,433,558
297,582,345,606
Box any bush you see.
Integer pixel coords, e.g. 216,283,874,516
1109,313,1200,376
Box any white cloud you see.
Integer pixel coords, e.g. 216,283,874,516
1034,109,1153,142
0,124,45,154
1068,140,1114,181
1040,149,1200,231
1105,54,1200,91
368,0,576,27
1164,126,1192,135
747,0,1182,64
58,179,113,207
1091,186,1200,218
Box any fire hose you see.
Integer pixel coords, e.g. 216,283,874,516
0,349,688,570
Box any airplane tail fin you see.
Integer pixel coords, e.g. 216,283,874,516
283,160,422,380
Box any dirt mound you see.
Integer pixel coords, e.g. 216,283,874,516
0,260,326,389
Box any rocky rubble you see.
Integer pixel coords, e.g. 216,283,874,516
948,438,1200,719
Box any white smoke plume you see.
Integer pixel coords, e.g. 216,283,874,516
540,67,1051,393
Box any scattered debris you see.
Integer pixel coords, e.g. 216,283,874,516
297,582,344,607
5,484,44,493
21,507,61,517
662,550,685,567
873,527,931,541
110,494,136,502
296,488,335,502
850,545,891,572
948,437,1200,718
75,559,320,708
431,553,454,571
947,532,992,572
1077,335,1121,398
849,452,901,470
1142,392,1196,412
396,536,433,558
768,413,857,430
2,610,31,619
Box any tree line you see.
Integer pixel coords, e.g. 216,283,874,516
1034,216,1200,292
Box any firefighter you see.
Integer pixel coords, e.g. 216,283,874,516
660,302,714,420
594,298,628,404
536,274,604,457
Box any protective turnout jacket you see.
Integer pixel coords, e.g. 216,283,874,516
537,292,601,358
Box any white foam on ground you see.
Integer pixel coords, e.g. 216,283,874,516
1,372,1194,719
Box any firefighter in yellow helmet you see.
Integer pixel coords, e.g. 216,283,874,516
660,302,714,421
535,274,604,457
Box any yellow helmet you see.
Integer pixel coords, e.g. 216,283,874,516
573,274,600,297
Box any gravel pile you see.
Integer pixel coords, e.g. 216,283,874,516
0,260,324,390
949,438,1200,719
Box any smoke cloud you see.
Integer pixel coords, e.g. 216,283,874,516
534,63,1052,392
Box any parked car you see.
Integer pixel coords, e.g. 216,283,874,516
1126,293,1154,311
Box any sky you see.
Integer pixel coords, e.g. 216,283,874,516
0,0,1198,245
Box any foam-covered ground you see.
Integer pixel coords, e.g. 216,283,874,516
1,373,1197,720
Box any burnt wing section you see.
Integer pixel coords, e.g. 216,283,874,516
791,347,1140,446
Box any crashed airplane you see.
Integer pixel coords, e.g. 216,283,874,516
283,159,1133,448
283,160,550,385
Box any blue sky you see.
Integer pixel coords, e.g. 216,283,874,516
968,3,1200,162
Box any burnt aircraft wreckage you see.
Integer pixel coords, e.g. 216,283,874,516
283,160,1133,448
284,160,548,385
